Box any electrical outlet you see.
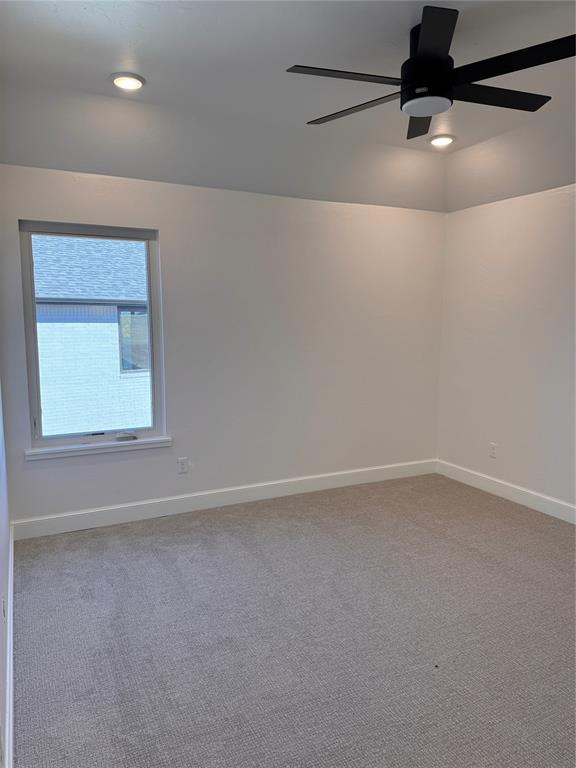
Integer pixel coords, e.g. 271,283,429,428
489,442,498,459
177,457,190,474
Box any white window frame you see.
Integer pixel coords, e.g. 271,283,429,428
20,220,170,460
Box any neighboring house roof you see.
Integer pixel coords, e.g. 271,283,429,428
32,234,148,302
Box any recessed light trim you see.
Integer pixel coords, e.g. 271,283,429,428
430,135,454,147
112,73,146,91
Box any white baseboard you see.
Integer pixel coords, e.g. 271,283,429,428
12,458,573,540
436,460,575,524
12,459,437,540
2,526,13,768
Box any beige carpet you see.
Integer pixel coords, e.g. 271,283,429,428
14,474,575,768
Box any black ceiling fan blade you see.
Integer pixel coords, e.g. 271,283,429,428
287,65,401,86
407,115,432,139
452,83,551,111
452,34,575,86
416,6,459,59
308,92,401,124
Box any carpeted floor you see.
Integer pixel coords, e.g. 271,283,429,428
14,474,575,768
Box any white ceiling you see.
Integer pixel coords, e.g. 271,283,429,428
0,1,574,207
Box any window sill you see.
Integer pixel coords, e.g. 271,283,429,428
25,435,173,461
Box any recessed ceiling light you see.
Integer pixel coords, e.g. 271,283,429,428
112,73,145,91
430,135,454,148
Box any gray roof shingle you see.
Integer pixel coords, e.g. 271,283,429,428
32,234,148,302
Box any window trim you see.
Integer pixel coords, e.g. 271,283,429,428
20,221,168,454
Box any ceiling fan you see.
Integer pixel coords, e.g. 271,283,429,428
287,5,576,139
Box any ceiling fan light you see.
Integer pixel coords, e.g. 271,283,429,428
401,95,452,117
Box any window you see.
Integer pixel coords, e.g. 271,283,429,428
20,222,167,453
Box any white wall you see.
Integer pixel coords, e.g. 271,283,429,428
0,164,573,532
439,185,575,504
0,377,10,765
0,164,444,523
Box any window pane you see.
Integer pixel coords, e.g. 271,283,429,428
119,307,150,371
31,234,153,437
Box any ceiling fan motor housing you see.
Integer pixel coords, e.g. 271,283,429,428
400,55,454,116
